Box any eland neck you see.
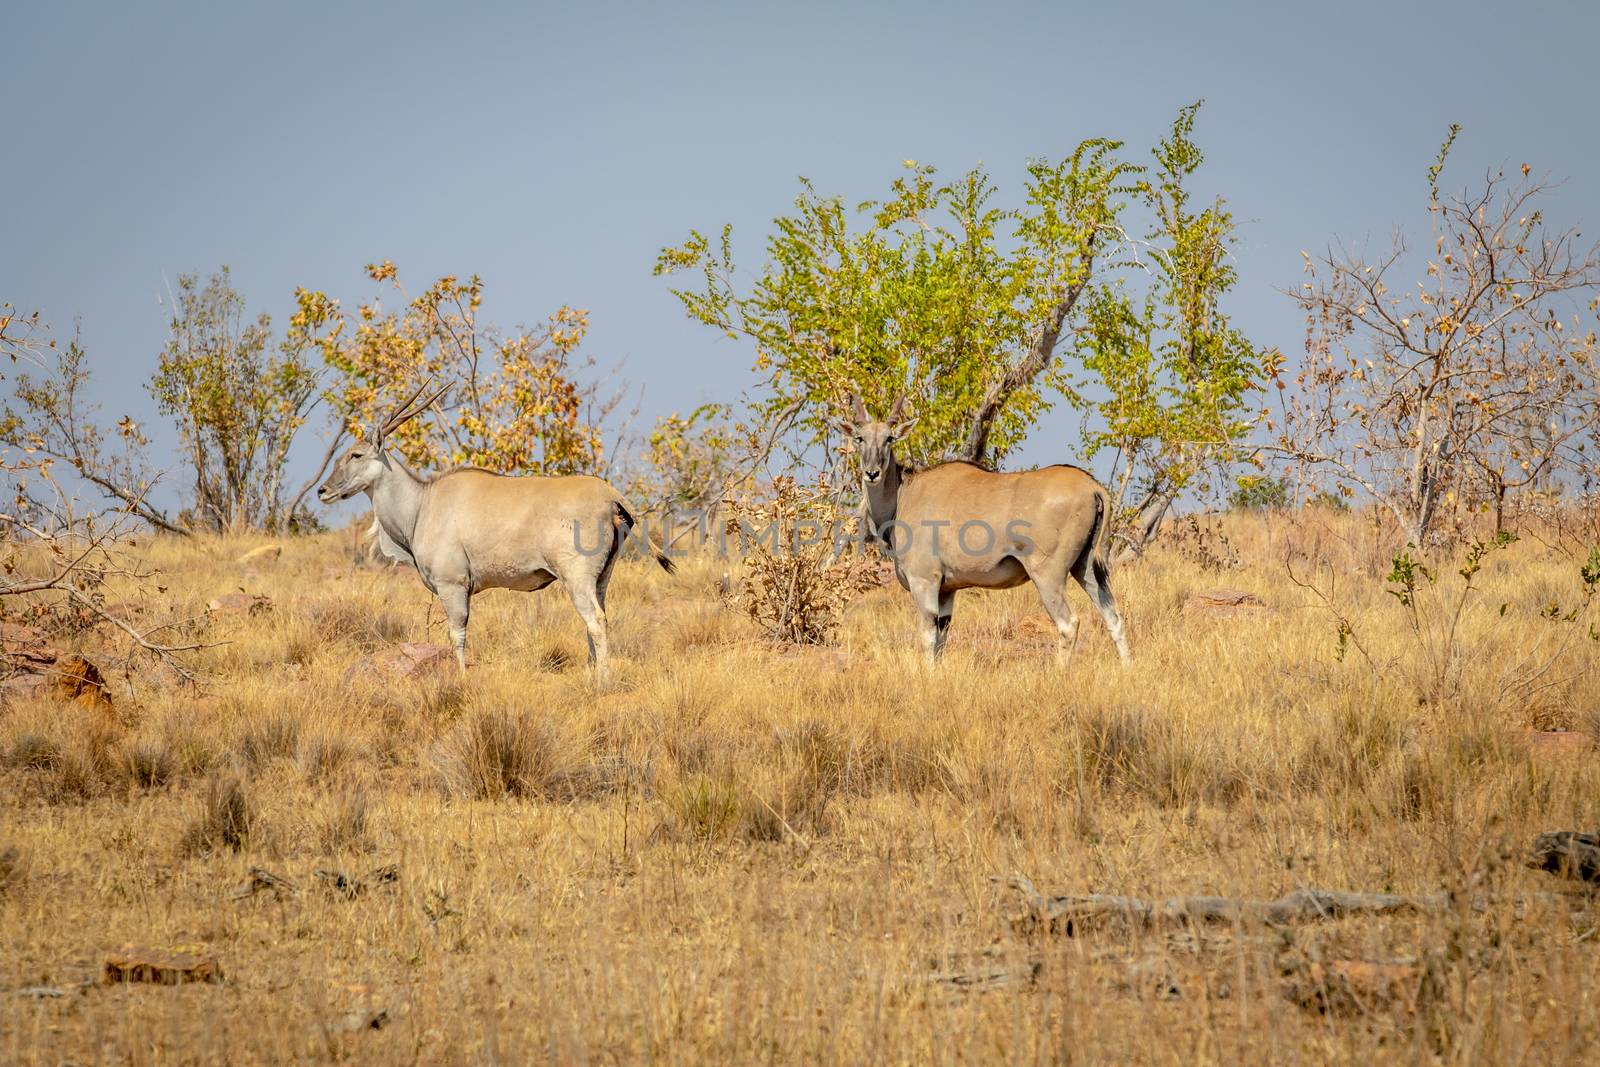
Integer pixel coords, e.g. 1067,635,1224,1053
368,455,427,554
864,460,903,539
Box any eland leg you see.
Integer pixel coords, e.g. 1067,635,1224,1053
566,580,611,679
1029,570,1081,667
907,574,943,666
935,590,955,659
1074,558,1131,664
438,584,471,673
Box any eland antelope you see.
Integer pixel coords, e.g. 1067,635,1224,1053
836,394,1131,665
318,382,675,676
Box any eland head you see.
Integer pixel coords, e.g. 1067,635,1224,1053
318,380,451,504
835,394,917,487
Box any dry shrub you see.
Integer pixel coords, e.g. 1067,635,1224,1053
6,731,59,771
432,708,587,801
181,772,257,854
659,768,838,845
722,476,881,645
126,738,176,788
1292,699,1407,794
1067,704,1250,809
318,787,373,853
3,707,124,803
296,727,357,784
306,598,407,651
238,710,301,769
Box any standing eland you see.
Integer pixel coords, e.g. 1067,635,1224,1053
836,394,1131,665
317,382,675,676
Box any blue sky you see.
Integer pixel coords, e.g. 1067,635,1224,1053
5,0,1597,519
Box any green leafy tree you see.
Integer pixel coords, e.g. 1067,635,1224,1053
149,268,324,532
1078,104,1266,553
655,141,1135,469
657,106,1265,556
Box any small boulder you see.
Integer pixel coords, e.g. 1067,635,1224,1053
236,544,283,565
1183,589,1273,619
1,621,50,656
208,593,273,617
0,672,51,703
1005,614,1059,646
343,643,453,684
103,944,223,985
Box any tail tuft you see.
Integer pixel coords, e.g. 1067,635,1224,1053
616,499,677,574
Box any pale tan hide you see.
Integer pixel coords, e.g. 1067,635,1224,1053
838,395,1130,664
319,382,674,676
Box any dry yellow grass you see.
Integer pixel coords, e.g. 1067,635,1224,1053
2,511,1599,1064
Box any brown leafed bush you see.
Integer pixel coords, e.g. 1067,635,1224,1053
722,476,881,645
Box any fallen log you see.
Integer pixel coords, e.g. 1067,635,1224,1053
1528,831,1600,885
999,875,1449,934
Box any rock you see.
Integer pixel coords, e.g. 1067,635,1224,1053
1,622,51,659
236,544,283,565
1528,830,1600,884
207,593,272,617
103,944,223,985
1524,730,1595,758
1005,614,1059,645
0,672,51,703
0,648,111,710
342,643,452,684
1183,589,1273,618
52,654,112,710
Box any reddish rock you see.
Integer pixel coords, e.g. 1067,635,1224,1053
0,672,51,703
103,944,223,985
1,622,53,666
1005,614,1060,645
1183,589,1273,618
208,593,273,617
343,643,454,684
53,654,112,710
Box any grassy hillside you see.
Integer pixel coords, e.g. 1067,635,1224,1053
2,512,1598,1064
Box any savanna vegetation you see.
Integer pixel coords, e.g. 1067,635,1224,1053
2,111,1599,1065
